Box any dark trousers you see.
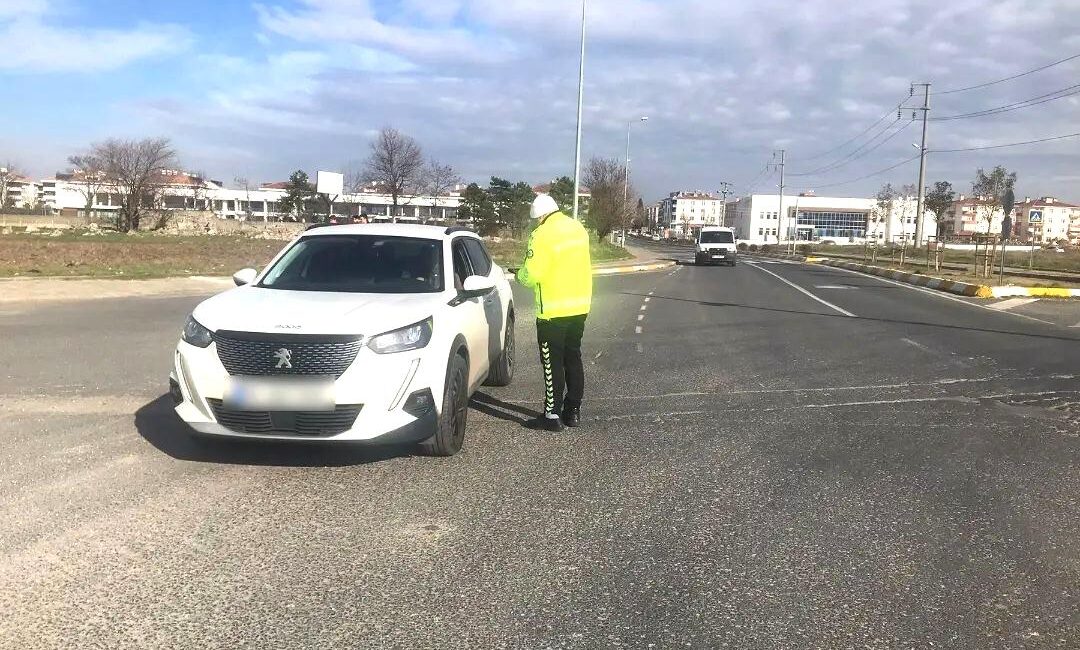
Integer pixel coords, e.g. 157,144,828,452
536,315,588,416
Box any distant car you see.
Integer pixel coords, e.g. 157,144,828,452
651,234,661,241
170,223,515,456
695,226,737,266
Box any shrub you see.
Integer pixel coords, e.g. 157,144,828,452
748,243,759,252
760,244,774,254
737,242,748,251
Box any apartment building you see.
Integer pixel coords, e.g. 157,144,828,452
656,191,725,236
1012,196,1080,244
1,174,40,208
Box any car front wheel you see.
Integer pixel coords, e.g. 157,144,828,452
485,311,515,387
418,352,469,457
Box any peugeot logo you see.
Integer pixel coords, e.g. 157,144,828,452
273,348,293,369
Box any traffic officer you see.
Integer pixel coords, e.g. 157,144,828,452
516,194,593,431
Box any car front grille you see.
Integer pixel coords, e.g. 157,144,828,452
206,399,362,436
214,331,364,378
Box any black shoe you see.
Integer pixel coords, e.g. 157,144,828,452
561,406,581,428
525,416,565,432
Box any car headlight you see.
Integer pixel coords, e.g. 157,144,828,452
368,318,433,354
181,315,213,348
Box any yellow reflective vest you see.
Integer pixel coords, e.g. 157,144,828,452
516,211,592,319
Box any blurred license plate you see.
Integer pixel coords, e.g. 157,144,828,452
224,376,335,411
712,252,726,257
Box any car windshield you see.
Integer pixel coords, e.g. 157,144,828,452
700,231,734,243
258,234,443,293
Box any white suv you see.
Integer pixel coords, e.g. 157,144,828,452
169,224,515,456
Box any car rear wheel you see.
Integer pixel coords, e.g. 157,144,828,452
418,352,468,457
485,311,515,387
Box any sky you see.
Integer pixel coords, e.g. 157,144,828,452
1,0,1078,202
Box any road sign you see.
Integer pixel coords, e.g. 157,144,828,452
1028,210,1043,223
316,171,344,197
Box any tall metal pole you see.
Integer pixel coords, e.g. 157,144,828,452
718,181,732,227
623,120,631,207
775,149,786,245
571,0,587,221
914,82,931,246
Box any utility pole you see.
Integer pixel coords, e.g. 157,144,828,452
571,0,587,221
718,181,733,226
769,150,785,245
913,82,931,246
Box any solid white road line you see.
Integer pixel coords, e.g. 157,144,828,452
1071,322,1080,328
814,285,853,289
820,263,1058,326
987,297,1039,311
746,261,857,318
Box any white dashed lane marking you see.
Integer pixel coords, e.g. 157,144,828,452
635,326,643,334
901,337,933,353
814,285,854,289
637,314,644,321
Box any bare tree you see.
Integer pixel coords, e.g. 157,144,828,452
583,157,636,239
190,171,210,213
972,166,1017,234
874,183,898,243
420,159,462,223
66,153,107,218
0,163,22,209
93,137,178,232
363,127,424,222
896,183,917,243
234,176,254,220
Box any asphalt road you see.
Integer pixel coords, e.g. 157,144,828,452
2,242,1079,648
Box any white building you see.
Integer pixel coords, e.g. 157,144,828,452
724,192,934,245
2,174,41,208
38,172,463,222
657,191,725,236
1011,197,1080,245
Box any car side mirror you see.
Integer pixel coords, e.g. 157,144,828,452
461,275,496,298
233,268,258,286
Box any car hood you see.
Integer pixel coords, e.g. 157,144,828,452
192,286,445,337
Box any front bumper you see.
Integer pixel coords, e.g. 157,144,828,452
696,250,736,263
170,339,440,443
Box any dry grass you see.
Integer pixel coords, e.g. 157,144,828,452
0,231,283,278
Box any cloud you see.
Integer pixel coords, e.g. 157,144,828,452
11,0,1080,200
0,2,190,73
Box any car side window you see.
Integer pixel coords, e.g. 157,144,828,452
462,238,492,277
451,240,473,290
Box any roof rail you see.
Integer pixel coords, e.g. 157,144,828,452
444,226,475,236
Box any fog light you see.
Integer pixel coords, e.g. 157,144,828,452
169,377,184,405
402,389,435,417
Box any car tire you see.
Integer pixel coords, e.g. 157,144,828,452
485,311,515,387
418,352,469,457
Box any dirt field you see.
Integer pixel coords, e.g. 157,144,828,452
0,232,284,279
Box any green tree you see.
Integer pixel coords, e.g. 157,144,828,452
280,170,315,222
924,181,955,238
548,176,575,212
458,183,496,234
972,166,1017,233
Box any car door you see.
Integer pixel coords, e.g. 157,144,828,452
450,238,490,389
462,237,506,366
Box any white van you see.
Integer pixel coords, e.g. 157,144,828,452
695,226,737,266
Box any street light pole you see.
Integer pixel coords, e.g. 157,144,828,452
623,116,648,207
571,0,587,221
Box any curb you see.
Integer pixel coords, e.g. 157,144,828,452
592,260,676,276
752,252,1080,299
815,259,994,297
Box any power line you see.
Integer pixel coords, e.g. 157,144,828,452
931,131,1080,153
799,95,911,162
790,118,911,176
741,163,772,194
933,52,1080,95
931,83,1080,121
802,154,921,190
